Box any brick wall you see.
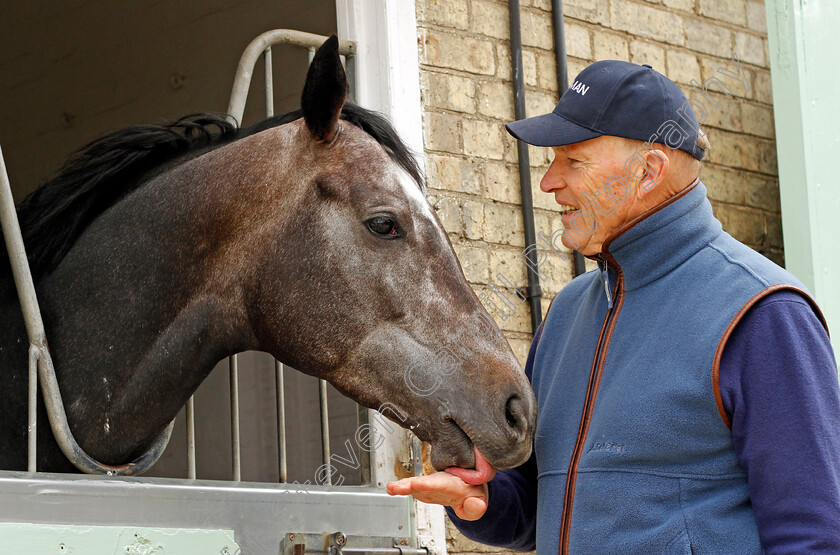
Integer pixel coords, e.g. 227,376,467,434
414,0,778,553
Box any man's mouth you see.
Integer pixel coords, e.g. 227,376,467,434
559,203,580,216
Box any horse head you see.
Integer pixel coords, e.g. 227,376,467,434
1,37,535,475
240,37,536,471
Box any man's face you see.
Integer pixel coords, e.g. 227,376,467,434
540,136,642,256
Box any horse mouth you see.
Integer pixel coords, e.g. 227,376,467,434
428,418,478,471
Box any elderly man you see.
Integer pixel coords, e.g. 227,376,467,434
388,61,840,553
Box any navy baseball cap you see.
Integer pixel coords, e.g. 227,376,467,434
506,60,706,160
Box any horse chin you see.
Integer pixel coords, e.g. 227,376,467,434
427,421,476,471
423,417,533,472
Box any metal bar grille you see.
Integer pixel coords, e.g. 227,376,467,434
215,30,362,485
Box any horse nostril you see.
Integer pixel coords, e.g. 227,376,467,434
505,394,525,433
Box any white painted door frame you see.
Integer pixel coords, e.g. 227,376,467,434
335,2,446,554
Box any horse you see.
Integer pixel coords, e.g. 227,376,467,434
0,36,536,476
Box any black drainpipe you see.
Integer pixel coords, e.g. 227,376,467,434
508,0,542,332
551,0,587,278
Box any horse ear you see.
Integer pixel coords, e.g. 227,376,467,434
301,35,348,142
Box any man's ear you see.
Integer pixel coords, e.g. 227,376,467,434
634,149,669,199
301,35,348,142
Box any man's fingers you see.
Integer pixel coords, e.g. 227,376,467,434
387,472,465,496
386,472,490,520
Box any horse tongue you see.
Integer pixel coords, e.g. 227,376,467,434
444,446,495,485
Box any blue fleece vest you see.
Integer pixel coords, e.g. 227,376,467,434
531,180,817,554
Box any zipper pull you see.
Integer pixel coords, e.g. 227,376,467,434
600,258,613,309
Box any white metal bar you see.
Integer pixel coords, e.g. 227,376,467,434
27,344,39,472
0,145,174,476
227,29,356,124
186,395,196,479
319,379,331,485
275,360,287,483
229,355,241,481
264,47,274,118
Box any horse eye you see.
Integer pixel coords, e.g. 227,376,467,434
366,216,400,238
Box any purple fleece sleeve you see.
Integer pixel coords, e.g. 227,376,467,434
444,322,541,551
719,289,840,553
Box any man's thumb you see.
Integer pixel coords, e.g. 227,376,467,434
458,496,488,521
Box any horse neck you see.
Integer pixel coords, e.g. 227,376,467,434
32,133,301,465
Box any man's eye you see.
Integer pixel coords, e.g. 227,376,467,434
366,216,400,238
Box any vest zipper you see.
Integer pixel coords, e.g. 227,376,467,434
557,252,623,554
600,257,613,309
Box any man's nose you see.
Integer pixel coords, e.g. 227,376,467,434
540,166,563,193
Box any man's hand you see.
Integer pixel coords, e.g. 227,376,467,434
386,471,492,520
386,446,497,521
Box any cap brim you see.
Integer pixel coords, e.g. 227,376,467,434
505,112,602,147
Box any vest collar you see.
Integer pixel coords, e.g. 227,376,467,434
597,178,722,292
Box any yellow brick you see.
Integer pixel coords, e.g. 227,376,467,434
419,28,496,75
425,153,460,192
471,0,509,39
704,128,760,171
423,111,461,152
766,213,783,249
747,1,767,33
744,173,780,212
536,50,559,91
453,242,490,283
523,49,538,87
477,81,515,121
484,202,526,246
422,72,477,113
666,50,701,85
565,22,593,60
567,56,591,81
593,31,629,61
630,40,666,69
462,200,486,240
752,70,772,104
425,153,484,195
610,0,686,46
528,143,553,167
740,101,774,138
496,42,512,81
508,337,532,369
419,0,470,30
503,131,521,163
521,8,554,50
490,247,529,290
677,80,742,131
484,161,522,204
734,31,766,67
563,0,610,26
702,165,780,213
526,90,558,117
664,0,694,10
712,203,766,246
686,18,733,58
698,56,753,100
431,195,461,235
756,138,778,176
699,0,747,26
463,118,506,160
701,164,748,206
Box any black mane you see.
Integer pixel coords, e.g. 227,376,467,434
7,103,423,281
